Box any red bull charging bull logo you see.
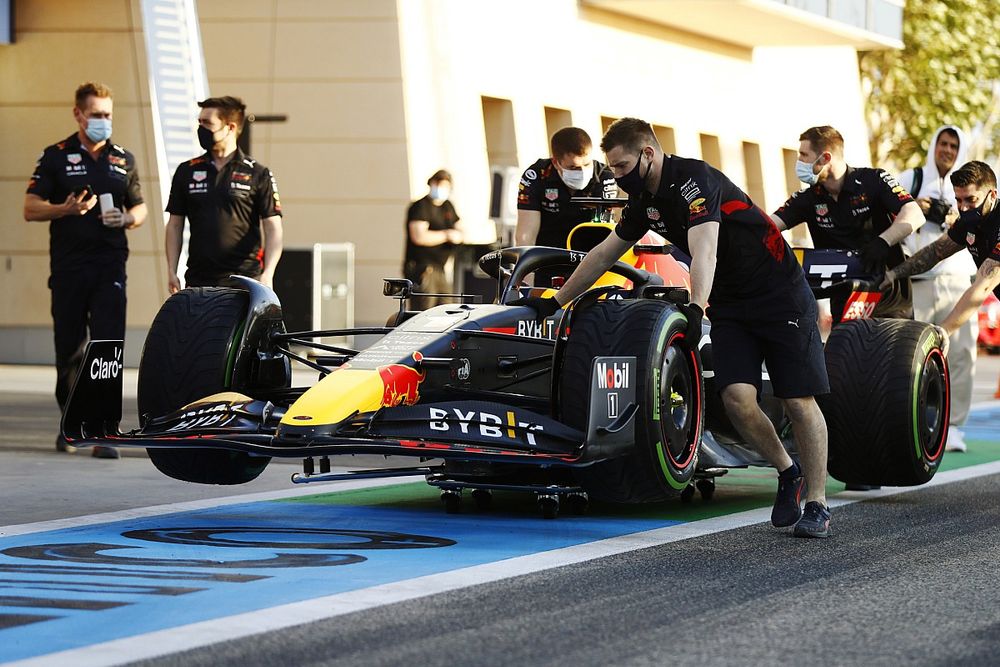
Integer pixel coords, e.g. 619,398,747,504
377,352,426,407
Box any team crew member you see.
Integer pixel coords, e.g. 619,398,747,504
515,118,833,538
882,161,1000,357
166,96,283,292
404,170,464,310
516,127,616,286
772,126,923,323
23,81,147,459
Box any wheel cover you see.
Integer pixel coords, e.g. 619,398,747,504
656,335,699,470
915,348,948,462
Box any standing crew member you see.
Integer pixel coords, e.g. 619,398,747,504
883,161,1000,363
771,126,923,323
23,81,147,459
516,127,617,286
404,170,464,310
899,126,977,452
166,96,283,292
515,118,833,538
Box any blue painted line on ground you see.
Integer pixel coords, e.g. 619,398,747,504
0,500,681,662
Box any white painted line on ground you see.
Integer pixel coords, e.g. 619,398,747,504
9,458,1000,667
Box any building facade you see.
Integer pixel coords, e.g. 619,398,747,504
0,0,902,363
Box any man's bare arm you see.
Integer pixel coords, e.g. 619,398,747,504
883,234,964,288
515,210,541,246
880,200,923,246
260,215,283,288
408,220,460,246
24,192,95,221
686,222,720,308
940,258,1000,335
165,214,185,294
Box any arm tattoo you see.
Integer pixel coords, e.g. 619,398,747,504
893,238,959,280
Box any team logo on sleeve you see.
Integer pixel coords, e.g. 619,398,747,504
525,169,537,180
688,198,708,219
680,178,701,203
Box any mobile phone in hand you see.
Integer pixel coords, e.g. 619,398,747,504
73,185,93,199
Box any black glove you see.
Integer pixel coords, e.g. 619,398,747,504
677,302,704,348
858,237,891,273
509,295,561,322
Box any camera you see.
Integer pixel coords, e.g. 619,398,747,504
926,198,952,225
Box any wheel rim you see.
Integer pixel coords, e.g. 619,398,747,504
917,349,948,461
658,338,698,469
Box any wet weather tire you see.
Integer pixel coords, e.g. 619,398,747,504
138,287,271,484
819,318,949,486
559,300,704,503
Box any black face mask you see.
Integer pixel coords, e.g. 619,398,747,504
958,195,994,226
615,151,649,196
198,125,221,151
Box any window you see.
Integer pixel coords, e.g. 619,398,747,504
699,133,722,169
742,141,765,208
652,125,677,155
544,106,572,143
482,96,518,168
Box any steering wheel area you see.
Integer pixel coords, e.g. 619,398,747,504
478,246,663,304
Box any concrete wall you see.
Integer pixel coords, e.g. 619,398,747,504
0,0,163,363
0,0,873,363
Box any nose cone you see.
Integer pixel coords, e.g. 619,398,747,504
280,368,386,428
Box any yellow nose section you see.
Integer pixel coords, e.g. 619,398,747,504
280,368,386,426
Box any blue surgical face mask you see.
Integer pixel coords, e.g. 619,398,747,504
430,185,450,201
85,117,112,143
795,158,819,185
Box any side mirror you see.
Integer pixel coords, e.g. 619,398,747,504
383,278,413,298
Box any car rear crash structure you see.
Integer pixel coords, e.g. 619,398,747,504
62,219,952,518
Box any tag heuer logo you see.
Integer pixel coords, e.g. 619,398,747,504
192,170,207,182
815,203,828,216
544,188,559,201
67,153,82,165
647,207,660,221
967,232,976,245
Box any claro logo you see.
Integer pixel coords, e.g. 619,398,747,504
90,346,122,380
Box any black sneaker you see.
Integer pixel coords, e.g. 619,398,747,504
793,501,832,538
771,463,804,527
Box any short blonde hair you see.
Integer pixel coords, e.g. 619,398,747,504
75,81,113,108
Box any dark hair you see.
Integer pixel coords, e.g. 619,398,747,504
198,96,247,134
75,81,113,108
427,169,452,185
799,126,844,156
938,127,960,145
600,117,657,154
550,127,592,159
951,160,997,190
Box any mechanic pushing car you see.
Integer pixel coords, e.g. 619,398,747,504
771,126,923,324
514,117,833,538
882,161,1000,359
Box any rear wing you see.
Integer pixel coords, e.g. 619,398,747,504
61,340,124,443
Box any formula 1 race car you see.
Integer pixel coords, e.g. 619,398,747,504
62,218,950,517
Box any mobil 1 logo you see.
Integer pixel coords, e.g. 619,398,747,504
590,356,635,421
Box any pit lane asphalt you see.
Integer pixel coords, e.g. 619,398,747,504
134,474,1000,667
3,358,1000,666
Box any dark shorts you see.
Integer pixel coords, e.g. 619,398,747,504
707,281,830,399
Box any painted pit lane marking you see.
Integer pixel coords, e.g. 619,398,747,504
4,403,999,666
